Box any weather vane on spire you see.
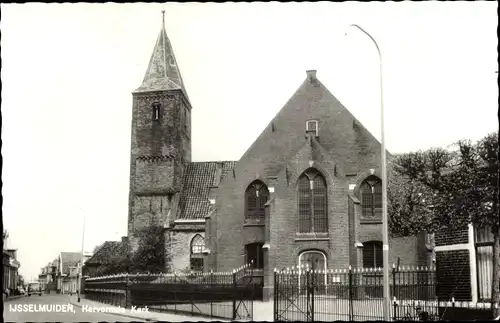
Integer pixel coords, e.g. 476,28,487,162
162,9,166,28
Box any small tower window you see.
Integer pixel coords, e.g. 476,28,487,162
183,108,187,131
152,103,161,121
306,120,319,137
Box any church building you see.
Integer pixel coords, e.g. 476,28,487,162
127,14,432,300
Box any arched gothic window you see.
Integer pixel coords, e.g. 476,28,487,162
360,175,382,219
297,168,328,233
190,234,204,271
245,181,269,219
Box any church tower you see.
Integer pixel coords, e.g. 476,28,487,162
128,11,192,241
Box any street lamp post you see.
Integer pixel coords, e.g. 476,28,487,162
77,213,86,303
346,24,391,321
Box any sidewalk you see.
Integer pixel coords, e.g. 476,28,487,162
3,294,26,302
67,295,227,322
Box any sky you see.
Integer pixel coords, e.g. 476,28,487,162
1,2,498,281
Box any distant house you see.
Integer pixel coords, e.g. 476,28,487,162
57,252,86,294
3,249,20,292
84,237,129,277
38,262,55,291
3,232,21,292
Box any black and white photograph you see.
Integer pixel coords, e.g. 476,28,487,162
2,2,498,322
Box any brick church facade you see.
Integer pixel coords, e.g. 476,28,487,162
127,17,433,299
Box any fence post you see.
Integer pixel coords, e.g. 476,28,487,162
349,266,353,321
191,291,194,316
392,264,397,321
273,269,278,322
306,269,310,321
250,264,255,320
232,270,237,320
311,269,315,322
125,275,131,309
210,270,214,318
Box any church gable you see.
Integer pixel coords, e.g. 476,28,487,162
176,161,236,220
234,70,385,179
279,137,346,187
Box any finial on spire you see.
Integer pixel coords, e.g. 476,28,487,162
162,10,165,28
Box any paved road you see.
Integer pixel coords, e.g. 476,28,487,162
3,294,145,322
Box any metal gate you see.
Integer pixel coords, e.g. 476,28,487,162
274,268,318,321
232,265,257,320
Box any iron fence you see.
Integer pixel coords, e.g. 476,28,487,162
274,265,439,321
84,264,261,320
274,265,498,322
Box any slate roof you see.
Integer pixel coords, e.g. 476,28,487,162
60,252,81,275
134,17,189,101
176,161,236,220
85,241,126,265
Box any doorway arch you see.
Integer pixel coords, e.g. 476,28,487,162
297,250,328,287
298,250,327,271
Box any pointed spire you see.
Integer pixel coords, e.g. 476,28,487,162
134,11,189,99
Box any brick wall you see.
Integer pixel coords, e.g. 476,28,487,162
435,226,469,246
168,231,204,272
242,226,265,246
131,195,172,234
389,236,422,267
211,72,424,278
270,157,351,271
134,159,178,193
205,215,216,270
131,91,190,158
436,249,471,301
128,89,190,237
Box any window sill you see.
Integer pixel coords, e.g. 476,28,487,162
244,217,265,227
360,219,382,225
295,232,329,242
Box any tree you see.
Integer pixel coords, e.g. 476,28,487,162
388,168,437,237
91,253,131,277
129,225,169,274
388,132,499,316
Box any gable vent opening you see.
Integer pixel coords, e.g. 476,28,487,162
306,120,319,138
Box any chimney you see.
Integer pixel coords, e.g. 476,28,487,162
306,70,317,83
